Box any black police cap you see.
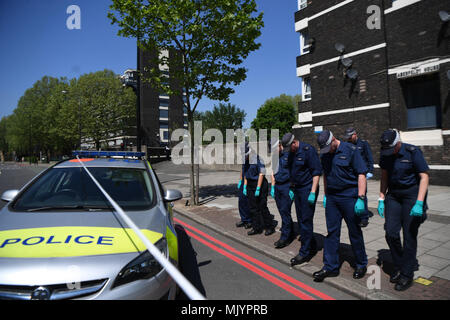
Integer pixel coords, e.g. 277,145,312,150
317,130,333,154
281,133,295,148
344,127,356,140
380,129,399,156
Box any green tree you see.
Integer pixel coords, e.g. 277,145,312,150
251,94,299,138
56,70,136,151
201,103,246,137
108,0,264,205
6,76,64,160
0,116,9,162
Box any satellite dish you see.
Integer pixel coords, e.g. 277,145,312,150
307,37,316,46
341,57,353,68
347,69,358,80
439,11,450,22
335,43,345,54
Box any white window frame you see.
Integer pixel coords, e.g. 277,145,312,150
302,77,311,101
300,29,310,55
298,0,307,10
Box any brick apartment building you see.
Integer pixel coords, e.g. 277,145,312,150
139,48,188,148
293,0,450,185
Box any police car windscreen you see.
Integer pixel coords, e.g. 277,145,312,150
12,167,155,212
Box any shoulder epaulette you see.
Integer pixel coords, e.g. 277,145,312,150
303,145,310,151
406,145,416,152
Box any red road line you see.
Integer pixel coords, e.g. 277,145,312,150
175,217,335,301
184,229,315,300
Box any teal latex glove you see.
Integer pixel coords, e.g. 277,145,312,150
243,185,247,196
270,185,275,198
289,189,294,201
354,198,365,215
255,186,261,197
377,199,385,218
410,200,424,217
308,192,316,205
323,195,326,208
238,180,242,189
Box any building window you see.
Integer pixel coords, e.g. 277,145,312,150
401,73,441,130
159,109,169,119
300,29,310,55
160,120,169,129
302,77,311,101
298,0,307,10
159,98,169,107
163,130,169,141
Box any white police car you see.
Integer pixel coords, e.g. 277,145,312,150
0,151,182,300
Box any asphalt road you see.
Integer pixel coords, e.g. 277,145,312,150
0,163,355,300
173,213,355,300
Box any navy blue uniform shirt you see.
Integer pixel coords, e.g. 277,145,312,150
273,150,291,183
321,141,368,196
290,142,322,187
241,157,250,179
355,139,374,173
245,154,266,181
379,143,429,189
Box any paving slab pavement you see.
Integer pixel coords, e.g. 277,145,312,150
154,161,450,300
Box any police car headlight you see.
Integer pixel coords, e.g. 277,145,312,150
112,238,167,288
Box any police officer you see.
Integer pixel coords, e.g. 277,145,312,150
236,143,252,229
243,145,277,236
270,138,295,248
313,130,368,282
378,129,429,291
283,133,323,266
344,127,375,228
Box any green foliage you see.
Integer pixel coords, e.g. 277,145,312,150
196,103,246,137
3,70,136,157
251,94,300,137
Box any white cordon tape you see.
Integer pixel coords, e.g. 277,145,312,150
76,156,206,300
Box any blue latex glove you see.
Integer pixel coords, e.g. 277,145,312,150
354,198,365,215
323,195,326,208
410,200,424,217
366,172,373,180
255,186,261,197
289,189,294,201
308,192,316,205
377,199,385,218
243,185,247,196
238,180,242,189
270,185,275,198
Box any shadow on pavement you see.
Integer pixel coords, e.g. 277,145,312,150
198,184,238,199
174,224,207,300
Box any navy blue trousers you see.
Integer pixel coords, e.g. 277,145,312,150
274,182,294,240
238,182,251,224
323,194,368,272
247,178,273,231
293,184,319,257
385,186,427,279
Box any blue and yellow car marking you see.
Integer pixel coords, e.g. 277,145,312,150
0,227,163,258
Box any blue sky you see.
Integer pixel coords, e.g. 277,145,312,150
0,0,302,128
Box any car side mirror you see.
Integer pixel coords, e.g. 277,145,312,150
1,190,19,203
164,189,182,202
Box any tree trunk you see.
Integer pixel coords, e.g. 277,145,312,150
195,154,200,205
189,115,196,206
